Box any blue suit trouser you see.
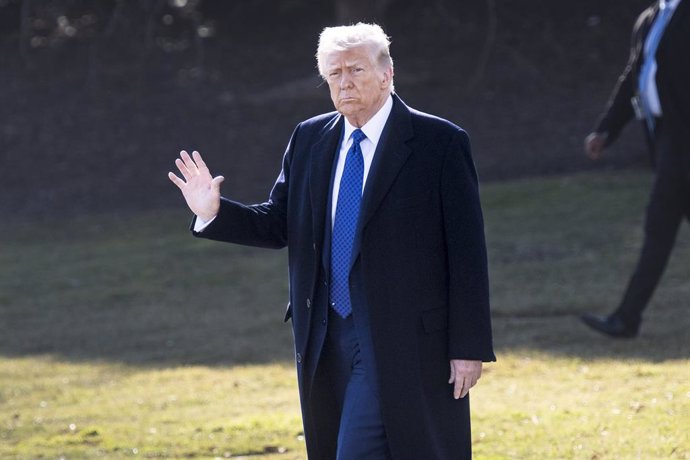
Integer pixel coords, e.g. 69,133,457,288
321,308,392,460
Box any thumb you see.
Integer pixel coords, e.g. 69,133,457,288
211,175,225,191
448,363,455,384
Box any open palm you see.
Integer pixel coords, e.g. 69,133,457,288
168,150,225,222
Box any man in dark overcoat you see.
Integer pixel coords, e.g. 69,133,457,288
581,0,690,338
169,22,495,459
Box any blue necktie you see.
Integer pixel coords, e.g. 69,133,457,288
330,129,366,318
638,2,674,133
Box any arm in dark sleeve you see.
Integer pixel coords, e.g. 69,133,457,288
594,62,636,146
442,130,496,363
190,125,300,249
192,197,287,249
594,7,654,145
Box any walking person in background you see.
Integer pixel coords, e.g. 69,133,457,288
169,23,495,459
581,0,690,338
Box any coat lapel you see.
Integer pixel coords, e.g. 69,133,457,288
309,114,344,269
351,95,414,266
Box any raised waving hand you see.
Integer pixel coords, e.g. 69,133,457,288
168,150,225,222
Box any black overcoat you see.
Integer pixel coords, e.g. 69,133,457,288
195,94,496,459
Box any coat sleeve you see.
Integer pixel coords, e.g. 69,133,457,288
594,61,636,146
441,130,496,362
594,15,646,145
594,7,657,146
190,124,300,249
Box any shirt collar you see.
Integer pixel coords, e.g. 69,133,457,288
342,94,394,145
661,0,680,10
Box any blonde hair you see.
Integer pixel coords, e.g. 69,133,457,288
316,23,394,81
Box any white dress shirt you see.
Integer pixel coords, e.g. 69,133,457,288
195,93,394,232
640,0,680,117
330,94,393,224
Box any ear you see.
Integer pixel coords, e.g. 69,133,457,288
381,67,393,88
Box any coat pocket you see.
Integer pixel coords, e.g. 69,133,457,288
421,307,448,333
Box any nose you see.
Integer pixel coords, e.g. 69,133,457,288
338,73,353,89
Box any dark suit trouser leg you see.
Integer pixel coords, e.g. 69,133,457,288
322,310,391,460
615,127,690,324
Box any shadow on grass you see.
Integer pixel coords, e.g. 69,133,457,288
491,310,690,362
2,288,687,367
1,174,689,367
0,209,296,367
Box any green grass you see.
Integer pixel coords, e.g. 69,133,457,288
1,170,689,459
2,358,304,459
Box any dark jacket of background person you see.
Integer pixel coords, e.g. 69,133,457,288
595,0,690,165
192,94,496,459
580,0,690,338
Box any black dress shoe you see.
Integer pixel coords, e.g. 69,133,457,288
580,313,640,338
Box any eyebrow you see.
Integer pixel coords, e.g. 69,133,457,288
326,59,370,70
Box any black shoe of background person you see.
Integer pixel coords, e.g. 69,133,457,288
580,313,640,339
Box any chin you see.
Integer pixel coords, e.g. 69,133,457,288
338,102,359,114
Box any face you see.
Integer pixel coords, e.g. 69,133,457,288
323,45,393,127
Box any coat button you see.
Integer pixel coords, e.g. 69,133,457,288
306,298,311,309
296,353,303,364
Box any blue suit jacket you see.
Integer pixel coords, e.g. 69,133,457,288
194,94,495,459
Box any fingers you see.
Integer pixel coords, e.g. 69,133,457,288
453,375,479,399
180,150,204,177
454,377,468,400
192,150,209,173
172,150,211,184
168,171,185,190
449,360,482,399
452,371,474,399
584,133,605,160
175,158,193,181
174,150,195,181
585,142,601,160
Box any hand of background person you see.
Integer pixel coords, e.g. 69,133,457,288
584,132,607,160
168,150,224,222
449,359,482,399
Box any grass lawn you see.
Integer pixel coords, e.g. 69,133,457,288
1,170,688,459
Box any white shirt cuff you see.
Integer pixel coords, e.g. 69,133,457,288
193,215,217,232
